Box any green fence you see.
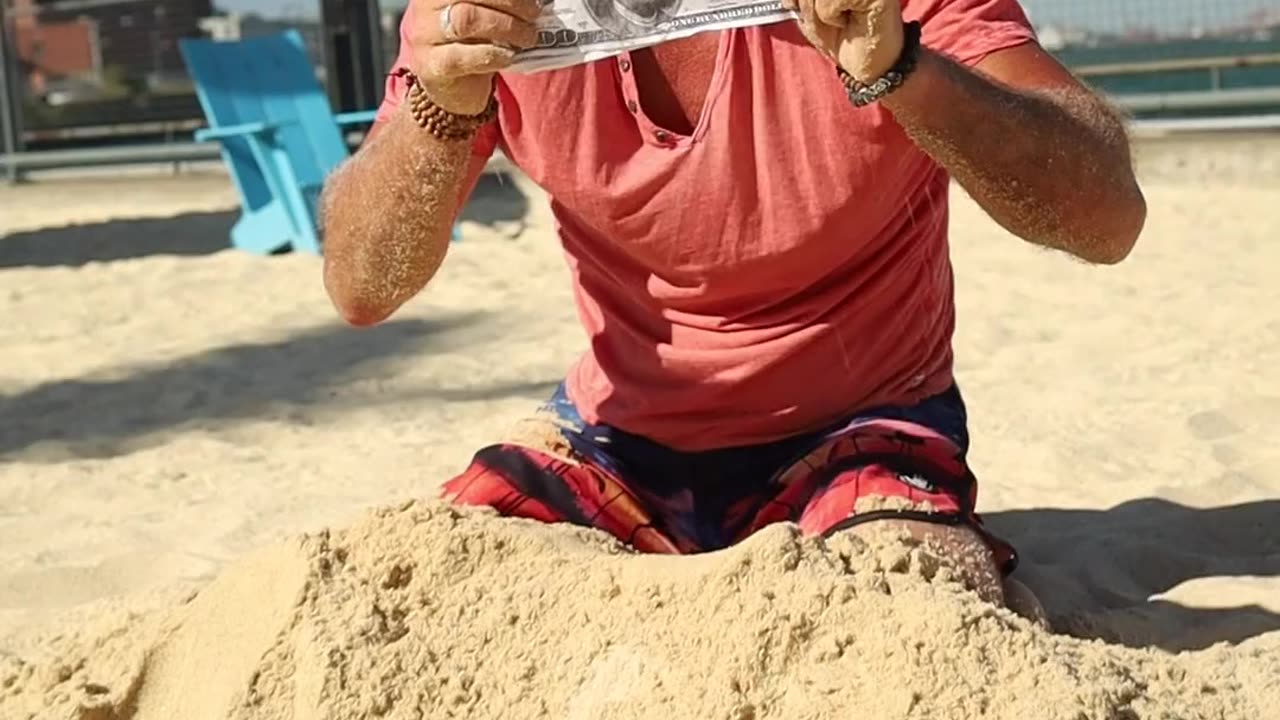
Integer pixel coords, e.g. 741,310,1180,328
1065,42,1280,119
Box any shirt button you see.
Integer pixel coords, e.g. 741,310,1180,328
619,58,631,72
654,130,670,142
627,100,638,113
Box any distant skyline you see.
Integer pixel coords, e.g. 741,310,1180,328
211,0,1277,33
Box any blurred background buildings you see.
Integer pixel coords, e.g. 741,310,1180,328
0,0,1277,174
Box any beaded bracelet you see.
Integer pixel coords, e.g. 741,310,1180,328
394,69,498,142
837,20,923,108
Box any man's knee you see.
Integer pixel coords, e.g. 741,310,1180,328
837,518,1050,626
842,518,1006,606
1002,576,1050,629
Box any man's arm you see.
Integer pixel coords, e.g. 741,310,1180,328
321,112,479,326
882,41,1147,265
320,0,537,327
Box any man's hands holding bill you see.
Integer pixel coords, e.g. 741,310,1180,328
781,0,905,83
402,0,907,114
403,0,541,114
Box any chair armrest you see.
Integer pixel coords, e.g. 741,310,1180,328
195,121,278,143
334,110,378,126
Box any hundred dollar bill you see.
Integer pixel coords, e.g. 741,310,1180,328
509,0,796,73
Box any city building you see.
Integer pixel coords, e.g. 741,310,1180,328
27,0,214,87
10,0,100,96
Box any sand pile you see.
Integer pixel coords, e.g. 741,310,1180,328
4,501,1278,720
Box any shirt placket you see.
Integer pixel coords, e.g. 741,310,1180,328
615,52,680,148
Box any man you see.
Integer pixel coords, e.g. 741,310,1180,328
319,0,1146,612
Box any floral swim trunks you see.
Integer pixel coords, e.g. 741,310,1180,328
440,383,1017,573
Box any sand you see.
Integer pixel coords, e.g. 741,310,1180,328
1,133,1279,719
5,501,1279,720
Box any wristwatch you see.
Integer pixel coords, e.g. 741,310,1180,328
837,20,923,108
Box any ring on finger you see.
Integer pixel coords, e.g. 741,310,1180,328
439,3,455,41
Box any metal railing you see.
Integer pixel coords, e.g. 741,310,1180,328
1081,50,1280,131
1074,51,1280,102
1072,52,1280,78
2,2,1279,179
1,135,515,176
1022,0,1273,36
1115,87,1280,113
3,101,1278,181
1129,113,1280,133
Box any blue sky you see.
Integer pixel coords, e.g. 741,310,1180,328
211,0,1275,32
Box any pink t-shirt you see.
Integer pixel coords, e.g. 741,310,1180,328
377,0,1036,450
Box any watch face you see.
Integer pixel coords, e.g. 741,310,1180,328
582,0,684,38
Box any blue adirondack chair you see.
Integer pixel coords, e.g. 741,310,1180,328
179,30,459,255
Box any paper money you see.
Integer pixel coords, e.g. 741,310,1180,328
509,0,796,73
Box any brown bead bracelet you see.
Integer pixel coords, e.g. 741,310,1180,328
394,68,498,142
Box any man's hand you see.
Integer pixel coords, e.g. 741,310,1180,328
404,0,541,113
781,0,904,82
320,0,527,327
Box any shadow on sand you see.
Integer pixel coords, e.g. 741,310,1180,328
0,211,237,268
458,171,532,235
0,312,553,463
988,498,1280,652
0,169,533,269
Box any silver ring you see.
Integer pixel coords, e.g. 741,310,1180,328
439,4,454,41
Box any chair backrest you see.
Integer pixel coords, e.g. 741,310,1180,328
179,31,351,210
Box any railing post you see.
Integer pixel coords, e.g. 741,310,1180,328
319,0,385,116
0,1,24,183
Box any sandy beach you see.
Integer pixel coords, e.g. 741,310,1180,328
1,132,1278,719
